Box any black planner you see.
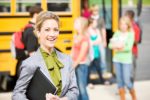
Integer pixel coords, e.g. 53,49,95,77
26,67,57,100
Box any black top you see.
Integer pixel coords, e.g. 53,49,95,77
22,21,39,55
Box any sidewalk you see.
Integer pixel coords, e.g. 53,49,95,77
87,80,150,100
0,80,150,100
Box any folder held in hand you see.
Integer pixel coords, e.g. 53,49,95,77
26,67,57,100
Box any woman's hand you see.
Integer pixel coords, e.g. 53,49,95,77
46,93,68,100
46,93,59,100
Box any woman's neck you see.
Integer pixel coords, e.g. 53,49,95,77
40,45,53,55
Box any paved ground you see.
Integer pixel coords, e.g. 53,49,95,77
87,80,150,100
0,80,150,100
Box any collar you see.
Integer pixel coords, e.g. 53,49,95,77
40,48,64,70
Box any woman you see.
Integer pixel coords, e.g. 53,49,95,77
12,11,79,100
109,16,136,100
71,17,89,100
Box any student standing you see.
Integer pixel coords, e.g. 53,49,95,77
109,16,136,100
71,17,89,100
125,10,140,83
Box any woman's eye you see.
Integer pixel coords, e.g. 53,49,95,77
54,28,59,32
44,28,59,33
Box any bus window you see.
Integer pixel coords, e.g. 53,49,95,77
16,0,41,12
0,0,10,13
47,0,71,12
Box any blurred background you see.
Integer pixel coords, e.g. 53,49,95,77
0,0,150,100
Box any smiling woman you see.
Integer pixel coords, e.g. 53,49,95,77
12,11,79,100
0,0,81,92
38,19,59,50
35,11,60,52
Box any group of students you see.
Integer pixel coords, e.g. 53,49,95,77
71,3,140,100
71,4,111,100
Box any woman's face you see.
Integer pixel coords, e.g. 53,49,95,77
38,19,59,50
119,20,128,32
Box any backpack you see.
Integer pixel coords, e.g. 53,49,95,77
10,24,33,60
134,17,142,44
136,21,142,44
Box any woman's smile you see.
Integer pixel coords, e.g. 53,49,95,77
46,37,57,42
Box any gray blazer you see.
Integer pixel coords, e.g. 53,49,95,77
12,49,79,100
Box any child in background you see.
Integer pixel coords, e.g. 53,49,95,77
109,16,136,100
71,17,89,100
125,10,140,83
81,0,91,19
87,18,105,84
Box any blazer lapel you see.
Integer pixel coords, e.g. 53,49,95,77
35,49,54,85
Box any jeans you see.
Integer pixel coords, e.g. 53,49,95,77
131,55,137,83
76,64,89,100
88,58,104,84
99,46,107,73
114,62,133,90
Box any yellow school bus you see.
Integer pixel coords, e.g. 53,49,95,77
0,0,80,77
0,0,120,80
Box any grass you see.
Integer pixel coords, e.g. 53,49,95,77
143,0,150,6
122,0,150,6
89,0,150,6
